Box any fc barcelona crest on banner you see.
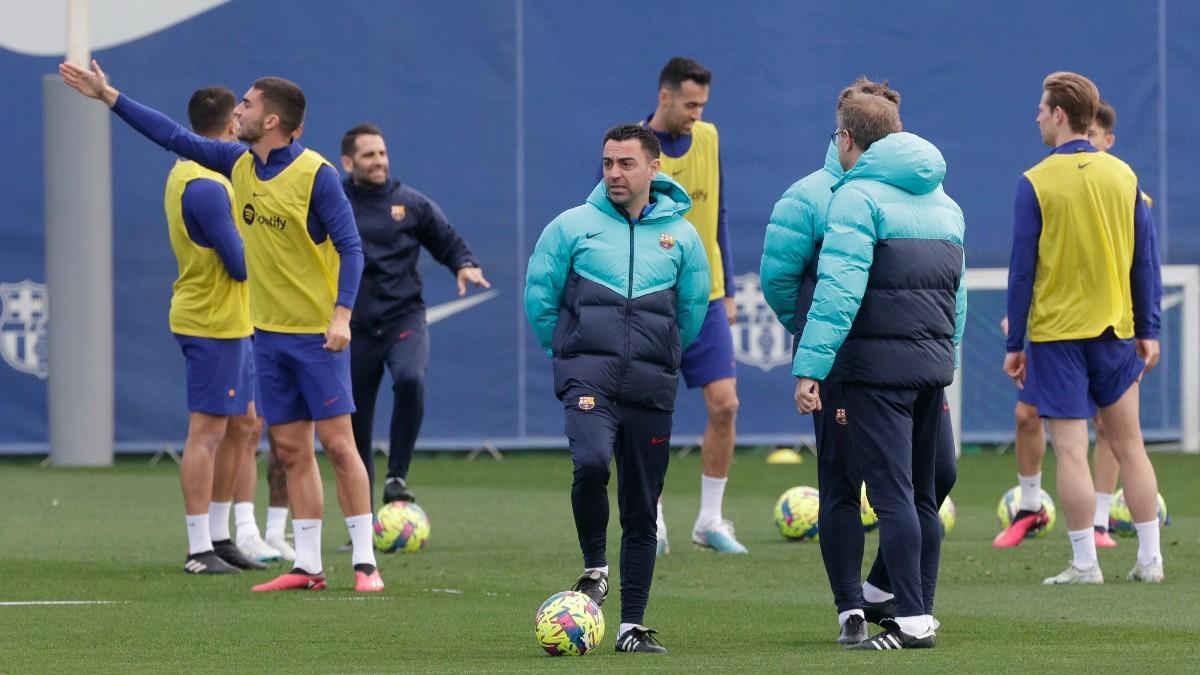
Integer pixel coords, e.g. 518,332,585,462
0,280,48,379
578,396,595,411
391,204,406,221
731,273,791,372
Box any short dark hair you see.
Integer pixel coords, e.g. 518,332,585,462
341,122,383,157
251,76,306,135
603,123,661,161
187,86,236,137
837,93,902,152
839,77,901,109
1042,71,1099,134
1094,99,1116,133
658,56,711,91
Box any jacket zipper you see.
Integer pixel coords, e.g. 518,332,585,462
623,212,636,379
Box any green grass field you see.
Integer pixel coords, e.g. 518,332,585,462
1,449,1197,673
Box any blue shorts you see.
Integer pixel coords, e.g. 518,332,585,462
174,334,255,416
254,330,355,424
681,299,737,389
1026,335,1143,419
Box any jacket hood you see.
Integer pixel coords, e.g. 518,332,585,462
586,172,692,224
823,140,844,178
834,132,945,195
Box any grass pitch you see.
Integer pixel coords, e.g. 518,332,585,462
1,449,1197,673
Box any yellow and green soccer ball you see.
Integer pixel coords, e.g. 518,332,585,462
534,591,604,656
775,485,820,541
939,496,957,538
373,501,431,553
860,484,878,532
997,486,1056,538
1108,489,1169,537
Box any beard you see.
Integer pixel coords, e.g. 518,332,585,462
237,119,264,143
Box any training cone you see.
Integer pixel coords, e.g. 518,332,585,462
766,447,804,464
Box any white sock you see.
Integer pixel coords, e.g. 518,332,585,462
1018,473,1042,512
656,501,667,539
697,474,727,527
185,514,212,555
584,565,609,576
619,622,641,638
838,609,864,626
209,500,232,542
1094,493,1114,529
265,506,288,540
345,513,377,568
862,581,894,603
234,502,260,541
1069,527,1098,570
292,518,322,574
1134,519,1161,566
895,615,931,636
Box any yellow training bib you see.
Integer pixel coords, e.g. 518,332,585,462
163,160,251,338
656,120,724,300
231,148,340,333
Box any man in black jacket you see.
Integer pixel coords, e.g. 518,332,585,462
340,123,489,511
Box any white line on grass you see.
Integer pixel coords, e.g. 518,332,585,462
0,600,128,606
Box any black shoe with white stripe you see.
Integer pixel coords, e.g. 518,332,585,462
846,620,935,651
615,625,667,653
837,615,868,645
570,570,609,607
184,550,239,574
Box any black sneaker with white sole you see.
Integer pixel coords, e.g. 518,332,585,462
570,570,609,607
863,598,896,625
184,550,239,574
212,539,268,570
382,477,416,504
837,615,868,645
615,626,667,653
846,620,935,651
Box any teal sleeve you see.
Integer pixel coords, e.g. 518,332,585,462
792,190,876,378
953,255,967,370
760,191,818,334
523,218,572,357
675,228,712,350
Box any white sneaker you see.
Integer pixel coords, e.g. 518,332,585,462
264,534,296,561
656,514,669,556
237,532,282,563
1127,559,1164,583
1042,563,1104,585
691,519,749,554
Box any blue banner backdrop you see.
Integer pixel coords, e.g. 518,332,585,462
1,1,1196,451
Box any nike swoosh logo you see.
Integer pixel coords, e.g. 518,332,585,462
425,289,500,325
323,396,340,406
650,436,670,445
397,330,413,340
672,168,686,176
1077,162,1093,169
252,191,267,197
301,525,317,530
585,232,601,239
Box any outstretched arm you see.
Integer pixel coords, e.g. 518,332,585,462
59,60,245,176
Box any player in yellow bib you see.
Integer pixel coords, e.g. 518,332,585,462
646,58,745,554
163,86,266,575
61,60,384,592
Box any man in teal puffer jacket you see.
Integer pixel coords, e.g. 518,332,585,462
793,93,966,651
761,80,959,646
525,123,710,653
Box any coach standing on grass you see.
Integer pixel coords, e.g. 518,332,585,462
339,123,489,517
524,123,709,654
792,93,966,651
